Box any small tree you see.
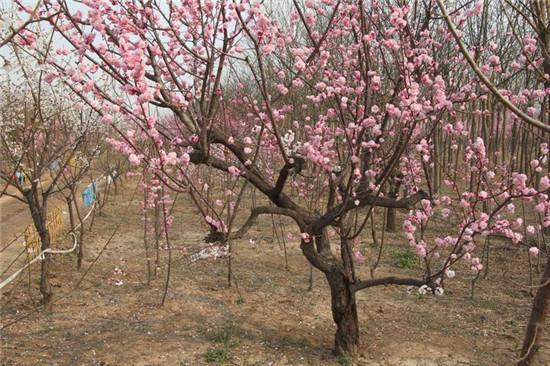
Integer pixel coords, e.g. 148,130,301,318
57,132,101,269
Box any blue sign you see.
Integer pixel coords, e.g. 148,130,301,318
82,182,97,206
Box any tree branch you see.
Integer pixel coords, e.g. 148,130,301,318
271,156,304,199
227,206,305,241
351,276,425,292
311,190,429,234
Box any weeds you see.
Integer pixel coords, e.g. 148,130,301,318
203,327,236,364
204,347,232,364
393,249,416,269
337,354,353,366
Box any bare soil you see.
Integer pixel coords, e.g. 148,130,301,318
1,180,549,365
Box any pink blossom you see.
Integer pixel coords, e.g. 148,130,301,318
180,153,190,166
415,243,427,257
353,250,367,263
101,114,113,124
164,151,177,165
227,166,241,177
128,154,141,166
488,55,500,66
276,84,289,95
294,58,306,71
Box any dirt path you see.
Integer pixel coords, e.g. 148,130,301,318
0,177,105,279
0,193,34,280
0,193,29,243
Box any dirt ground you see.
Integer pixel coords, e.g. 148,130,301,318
1,179,549,365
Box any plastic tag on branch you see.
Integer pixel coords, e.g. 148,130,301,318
190,242,230,262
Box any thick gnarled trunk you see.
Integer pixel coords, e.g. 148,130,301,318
300,231,360,355
326,271,359,355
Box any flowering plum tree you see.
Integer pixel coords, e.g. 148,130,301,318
25,0,550,357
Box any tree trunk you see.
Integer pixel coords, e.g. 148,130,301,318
385,177,401,232
71,188,85,270
25,190,52,305
325,271,359,355
67,196,80,264
39,241,52,305
143,188,152,285
67,196,75,233
518,258,550,366
154,201,161,276
385,207,396,232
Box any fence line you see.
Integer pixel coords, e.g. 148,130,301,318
0,201,96,290
23,207,65,258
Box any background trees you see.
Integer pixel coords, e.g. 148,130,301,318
0,43,100,304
